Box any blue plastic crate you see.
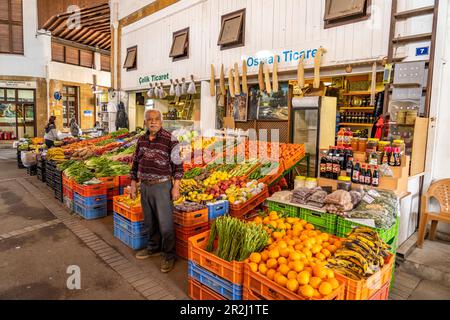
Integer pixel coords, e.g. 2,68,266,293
114,224,148,250
74,193,107,207
188,261,243,300
207,201,229,220
113,212,147,235
74,202,107,220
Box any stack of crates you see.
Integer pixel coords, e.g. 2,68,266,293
187,231,244,300
113,195,147,250
45,160,55,189
54,166,64,203
173,204,209,259
17,149,25,169
99,177,120,215
73,183,107,220
26,164,37,176
37,158,46,182
62,173,74,212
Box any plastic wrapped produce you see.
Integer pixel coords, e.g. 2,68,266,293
271,191,293,202
291,187,322,204
307,190,328,208
324,190,352,206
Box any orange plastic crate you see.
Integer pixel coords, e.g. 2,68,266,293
188,230,245,286
368,281,390,300
73,182,106,197
282,151,305,171
119,175,131,187
173,208,209,228
335,254,394,300
258,163,285,185
229,187,269,218
112,196,144,222
62,174,74,189
188,278,226,301
99,176,120,190
243,264,345,300
176,239,188,260
175,222,210,242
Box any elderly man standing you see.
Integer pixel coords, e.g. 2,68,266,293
130,109,184,273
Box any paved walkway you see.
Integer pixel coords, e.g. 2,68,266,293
0,149,188,300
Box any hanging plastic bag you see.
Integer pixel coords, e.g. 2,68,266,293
187,75,196,95
147,83,154,98
181,78,187,95
161,83,168,99
169,79,175,96
175,79,182,97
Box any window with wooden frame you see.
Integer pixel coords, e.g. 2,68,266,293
218,9,245,50
123,46,137,71
0,0,24,54
169,27,189,61
51,41,96,69
324,0,371,28
80,50,94,68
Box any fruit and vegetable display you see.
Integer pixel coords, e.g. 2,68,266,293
115,194,141,207
46,148,66,162
224,181,266,206
174,202,207,213
63,162,95,184
85,157,130,178
249,211,342,299
248,161,280,180
206,216,270,262
327,227,391,280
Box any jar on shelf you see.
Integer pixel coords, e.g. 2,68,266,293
295,176,306,189
358,138,367,153
378,141,390,153
351,137,359,151
337,176,352,192
393,140,406,155
305,178,318,189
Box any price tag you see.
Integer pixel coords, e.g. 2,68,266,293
363,194,375,204
368,189,381,198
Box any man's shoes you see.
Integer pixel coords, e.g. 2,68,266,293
161,259,175,273
135,249,161,260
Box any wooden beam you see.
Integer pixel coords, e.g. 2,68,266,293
119,0,179,27
86,33,108,47
96,35,111,48
81,31,102,45
393,33,432,44
52,37,110,55
395,6,435,20
69,27,91,42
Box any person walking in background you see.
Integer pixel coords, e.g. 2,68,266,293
44,116,58,148
69,117,81,137
116,102,129,131
130,109,183,273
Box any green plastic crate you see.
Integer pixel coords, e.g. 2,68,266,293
299,208,337,235
267,201,300,218
336,216,399,243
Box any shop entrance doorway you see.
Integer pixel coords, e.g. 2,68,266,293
62,86,79,128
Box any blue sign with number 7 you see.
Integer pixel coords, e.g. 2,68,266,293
416,47,429,56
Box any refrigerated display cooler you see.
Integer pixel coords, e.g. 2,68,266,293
290,96,337,177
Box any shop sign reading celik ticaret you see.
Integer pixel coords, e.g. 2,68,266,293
139,73,170,85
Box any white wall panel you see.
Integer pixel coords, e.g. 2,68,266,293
120,0,393,91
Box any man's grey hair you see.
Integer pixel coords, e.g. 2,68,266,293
144,109,163,121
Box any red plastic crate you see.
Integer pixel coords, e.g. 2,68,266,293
174,222,210,242
73,182,107,197
176,239,188,260
107,188,120,200
99,176,120,189
188,230,244,286
62,174,74,189
173,208,209,228
368,281,390,300
119,175,132,187
63,185,74,200
188,278,226,301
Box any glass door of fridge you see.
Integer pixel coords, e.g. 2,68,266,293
292,109,319,177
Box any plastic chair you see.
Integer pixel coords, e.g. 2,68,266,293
417,179,450,248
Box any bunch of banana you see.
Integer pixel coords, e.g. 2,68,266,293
46,148,66,161
328,227,391,280
173,196,186,205
180,179,201,194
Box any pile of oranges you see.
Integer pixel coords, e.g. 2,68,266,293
248,211,343,299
